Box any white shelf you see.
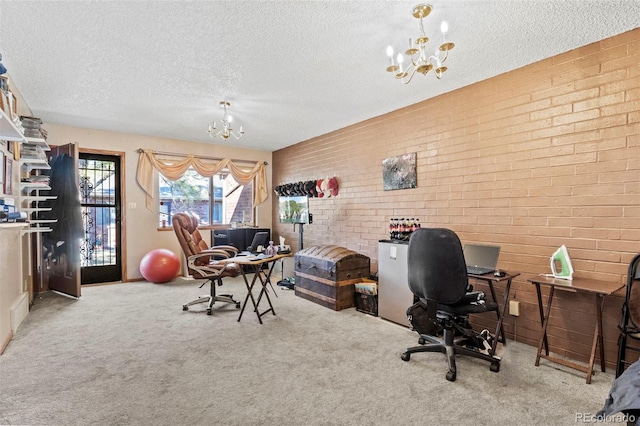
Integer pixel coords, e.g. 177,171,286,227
21,182,51,192
20,158,51,171
0,109,26,142
24,207,52,213
23,195,57,201
22,227,52,234
24,137,49,150
0,222,29,230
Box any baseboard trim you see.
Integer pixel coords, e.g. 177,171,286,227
10,292,29,334
0,330,13,355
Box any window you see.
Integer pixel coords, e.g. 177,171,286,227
158,168,254,227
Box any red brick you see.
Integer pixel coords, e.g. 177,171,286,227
272,28,640,369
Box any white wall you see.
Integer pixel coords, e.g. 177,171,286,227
44,123,273,281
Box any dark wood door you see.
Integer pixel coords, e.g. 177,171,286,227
41,143,81,298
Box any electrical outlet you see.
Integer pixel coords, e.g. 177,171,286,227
509,300,520,316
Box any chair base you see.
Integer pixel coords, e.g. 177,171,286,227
182,279,241,315
401,328,501,382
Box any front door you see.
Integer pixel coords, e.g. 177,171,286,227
79,153,122,284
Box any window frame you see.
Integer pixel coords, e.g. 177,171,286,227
158,167,255,229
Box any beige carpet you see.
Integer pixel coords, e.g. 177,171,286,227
0,276,620,425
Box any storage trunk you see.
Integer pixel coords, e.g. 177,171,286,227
294,245,370,310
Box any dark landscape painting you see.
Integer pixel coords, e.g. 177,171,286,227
382,152,417,191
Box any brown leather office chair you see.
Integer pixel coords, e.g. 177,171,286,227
172,212,242,315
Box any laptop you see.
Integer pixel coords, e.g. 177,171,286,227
463,244,501,275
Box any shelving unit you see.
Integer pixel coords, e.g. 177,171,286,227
19,138,56,293
0,87,58,342
0,109,26,142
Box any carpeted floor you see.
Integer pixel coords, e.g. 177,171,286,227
0,276,621,425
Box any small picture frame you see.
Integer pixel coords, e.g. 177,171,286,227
10,93,17,119
4,156,12,195
0,150,4,188
6,92,16,120
0,91,8,116
11,141,19,161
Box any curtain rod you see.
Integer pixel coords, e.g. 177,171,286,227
137,148,268,166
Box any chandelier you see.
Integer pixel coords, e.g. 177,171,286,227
386,3,455,84
207,101,245,140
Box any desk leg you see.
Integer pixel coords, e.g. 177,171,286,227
585,294,607,384
261,261,279,298
534,283,549,356
490,278,512,354
597,295,606,373
251,260,279,322
254,263,277,318
237,268,264,324
535,286,555,366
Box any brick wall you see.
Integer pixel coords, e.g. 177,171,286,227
272,28,640,369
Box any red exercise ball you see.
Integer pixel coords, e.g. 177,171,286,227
140,248,180,283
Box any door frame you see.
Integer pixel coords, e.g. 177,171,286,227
79,148,127,284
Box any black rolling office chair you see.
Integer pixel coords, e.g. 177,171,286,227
401,228,501,382
616,253,640,377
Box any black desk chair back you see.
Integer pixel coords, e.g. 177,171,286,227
616,253,640,377
401,228,501,381
248,231,269,253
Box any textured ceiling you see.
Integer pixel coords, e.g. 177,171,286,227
1,0,638,152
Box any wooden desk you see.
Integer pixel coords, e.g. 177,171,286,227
469,271,519,354
526,275,624,384
222,253,291,324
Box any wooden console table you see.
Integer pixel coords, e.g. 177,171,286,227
526,275,624,384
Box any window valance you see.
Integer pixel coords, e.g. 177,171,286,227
136,149,268,210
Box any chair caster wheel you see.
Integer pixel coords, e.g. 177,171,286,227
418,337,426,345
236,302,241,309
207,309,212,315
446,371,456,382
401,352,410,361
490,362,500,372
183,306,188,311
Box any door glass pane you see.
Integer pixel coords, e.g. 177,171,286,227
80,206,116,266
79,158,117,267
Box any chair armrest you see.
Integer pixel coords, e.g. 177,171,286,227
187,253,226,277
200,249,233,259
211,245,239,256
455,291,486,305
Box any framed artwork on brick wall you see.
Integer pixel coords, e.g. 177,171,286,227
382,152,417,191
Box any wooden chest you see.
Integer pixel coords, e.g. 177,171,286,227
294,245,370,311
